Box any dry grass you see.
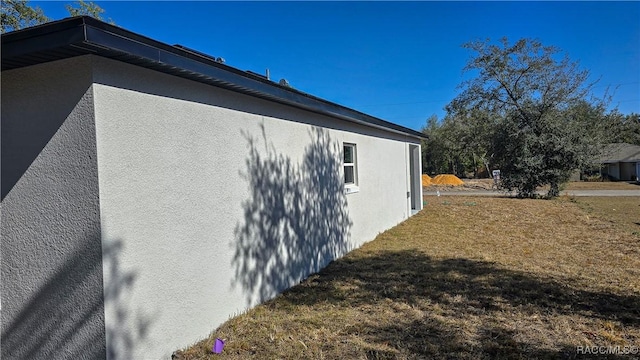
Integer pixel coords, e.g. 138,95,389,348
563,182,640,191
458,179,640,191
573,197,640,237
175,197,640,359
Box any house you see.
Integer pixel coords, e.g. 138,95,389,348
1,17,424,359
596,143,640,181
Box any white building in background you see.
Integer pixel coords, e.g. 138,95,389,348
1,16,423,359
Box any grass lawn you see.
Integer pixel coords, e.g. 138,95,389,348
433,179,639,191
175,196,640,359
563,182,640,191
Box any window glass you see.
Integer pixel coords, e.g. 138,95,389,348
344,146,353,163
343,143,357,186
344,166,355,184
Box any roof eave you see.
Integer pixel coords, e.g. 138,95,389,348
2,16,426,140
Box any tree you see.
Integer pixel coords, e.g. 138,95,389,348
421,115,443,175
1,0,112,34
421,114,468,177
422,112,494,178
447,38,605,197
1,0,48,33
620,113,640,145
609,112,640,145
443,108,498,178
65,0,113,23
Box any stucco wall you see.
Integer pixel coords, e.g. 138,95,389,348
91,56,421,358
0,54,422,359
1,57,106,359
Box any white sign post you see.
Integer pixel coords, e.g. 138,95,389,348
492,170,501,188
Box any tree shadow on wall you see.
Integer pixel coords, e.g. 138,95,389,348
103,239,154,360
233,125,353,306
1,236,151,360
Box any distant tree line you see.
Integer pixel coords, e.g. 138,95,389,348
423,108,639,179
422,37,639,197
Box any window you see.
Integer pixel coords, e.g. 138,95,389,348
343,143,357,187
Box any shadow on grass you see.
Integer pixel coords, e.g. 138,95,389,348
232,125,352,306
277,250,639,359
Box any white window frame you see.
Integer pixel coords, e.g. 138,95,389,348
343,143,359,193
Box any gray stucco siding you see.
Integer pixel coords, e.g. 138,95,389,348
1,57,106,360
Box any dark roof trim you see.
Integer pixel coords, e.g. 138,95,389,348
2,16,426,140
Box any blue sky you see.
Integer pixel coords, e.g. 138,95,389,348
33,1,640,131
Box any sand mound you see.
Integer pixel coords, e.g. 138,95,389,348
421,174,432,186
431,174,464,186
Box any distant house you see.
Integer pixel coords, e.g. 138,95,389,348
1,17,424,359
596,143,640,181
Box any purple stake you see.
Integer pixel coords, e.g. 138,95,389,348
212,338,225,354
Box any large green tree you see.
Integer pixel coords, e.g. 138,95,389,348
447,38,607,197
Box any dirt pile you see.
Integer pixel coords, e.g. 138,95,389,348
431,174,464,186
421,174,432,186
